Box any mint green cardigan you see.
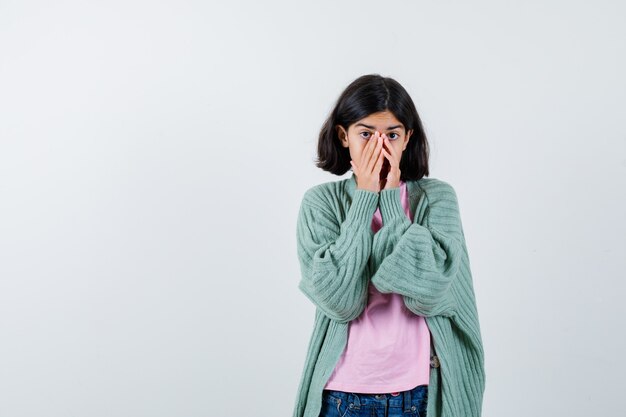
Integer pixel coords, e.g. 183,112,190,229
292,173,486,417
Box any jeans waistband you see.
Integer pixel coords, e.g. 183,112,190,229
323,384,428,412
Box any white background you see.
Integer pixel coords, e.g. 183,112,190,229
1,1,625,416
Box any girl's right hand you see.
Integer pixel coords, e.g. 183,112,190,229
350,131,385,193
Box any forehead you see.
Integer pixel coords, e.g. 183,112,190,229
354,111,403,129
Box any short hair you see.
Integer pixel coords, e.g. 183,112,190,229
315,74,430,180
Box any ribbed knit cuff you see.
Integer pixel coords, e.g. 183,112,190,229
378,186,407,224
345,189,379,228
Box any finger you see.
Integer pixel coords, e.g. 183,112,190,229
381,145,399,178
383,136,399,167
372,146,385,174
381,143,395,168
363,131,380,169
381,147,393,162
381,135,396,160
366,134,384,174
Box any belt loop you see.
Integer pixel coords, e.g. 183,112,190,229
403,387,412,412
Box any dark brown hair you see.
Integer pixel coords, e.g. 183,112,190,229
315,74,430,180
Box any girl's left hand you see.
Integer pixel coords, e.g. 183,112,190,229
380,134,401,190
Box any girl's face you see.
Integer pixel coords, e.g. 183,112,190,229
336,110,413,174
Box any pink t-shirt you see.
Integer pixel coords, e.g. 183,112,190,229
324,180,431,394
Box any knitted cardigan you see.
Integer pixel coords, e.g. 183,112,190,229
292,173,486,417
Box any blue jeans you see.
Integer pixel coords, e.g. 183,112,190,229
319,384,428,417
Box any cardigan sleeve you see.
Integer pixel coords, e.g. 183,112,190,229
369,183,464,318
296,187,379,323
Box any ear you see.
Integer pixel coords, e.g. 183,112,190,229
403,129,413,151
335,125,349,148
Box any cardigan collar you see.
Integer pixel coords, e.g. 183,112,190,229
345,171,424,221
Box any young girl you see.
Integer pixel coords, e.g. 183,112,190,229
292,74,485,417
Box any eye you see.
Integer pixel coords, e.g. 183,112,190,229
360,131,372,140
388,132,399,140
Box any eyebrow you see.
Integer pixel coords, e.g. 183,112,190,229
355,123,404,130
